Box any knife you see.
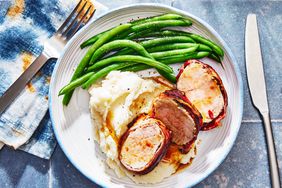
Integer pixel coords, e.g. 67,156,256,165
245,14,281,188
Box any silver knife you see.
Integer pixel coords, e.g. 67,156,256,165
245,14,281,188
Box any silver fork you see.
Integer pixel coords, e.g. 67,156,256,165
0,0,95,114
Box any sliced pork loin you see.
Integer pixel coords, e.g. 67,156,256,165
119,114,171,175
176,59,228,131
152,90,202,154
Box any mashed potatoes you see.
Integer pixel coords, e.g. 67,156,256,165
89,71,196,184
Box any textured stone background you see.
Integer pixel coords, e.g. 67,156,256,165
0,0,282,187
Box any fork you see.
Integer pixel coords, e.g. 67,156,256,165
0,0,95,114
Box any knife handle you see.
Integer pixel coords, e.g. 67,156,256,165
261,111,281,188
0,52,49,115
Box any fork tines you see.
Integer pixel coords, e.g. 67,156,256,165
57,0,95,39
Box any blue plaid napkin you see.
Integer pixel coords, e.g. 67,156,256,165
0,0,107,159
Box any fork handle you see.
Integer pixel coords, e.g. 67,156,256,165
0,52,50,115
261,111,281,188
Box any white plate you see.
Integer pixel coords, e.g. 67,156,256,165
49,4,243,188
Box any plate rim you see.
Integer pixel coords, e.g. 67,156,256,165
49,3,244,188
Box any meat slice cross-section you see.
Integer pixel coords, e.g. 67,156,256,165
152,90,202,153
177,59,228,130
119,114,171,175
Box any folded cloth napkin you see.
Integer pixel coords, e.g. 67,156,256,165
0,0,108,159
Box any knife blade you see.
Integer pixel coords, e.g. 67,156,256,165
245,14,281,188
0,53,49,115
245,14,268,112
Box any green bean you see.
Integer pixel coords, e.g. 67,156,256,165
120,64,176,83
187,34,224,57
99,38,176,83
63,38,157,95
161,30,190,36
125,25,195,41
62,23,131,105
88,38,177,83
115,20,193,47
62,91,73,105
114,30,133,40
122,52,210,70
122,64,151,72
126,29,158,40
147,43,212,53
82,62,139,89
120,51,210,83
151,45,199,59
87,55,173,73
80,32,105,48
158,70,177,83
81,24,189,49
75,24,131,76
138,36,196,48
208,53,222,63
152,30,224,57
121,51,210,82
128,30,190,40
90,40,153,64
116,36,196,56
137,29,222,56
81,14,185,48
131,19,192,32
80,29,130,49
59,72,95,96
130,13,183,25
81,21,194,49
159,51,210,64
